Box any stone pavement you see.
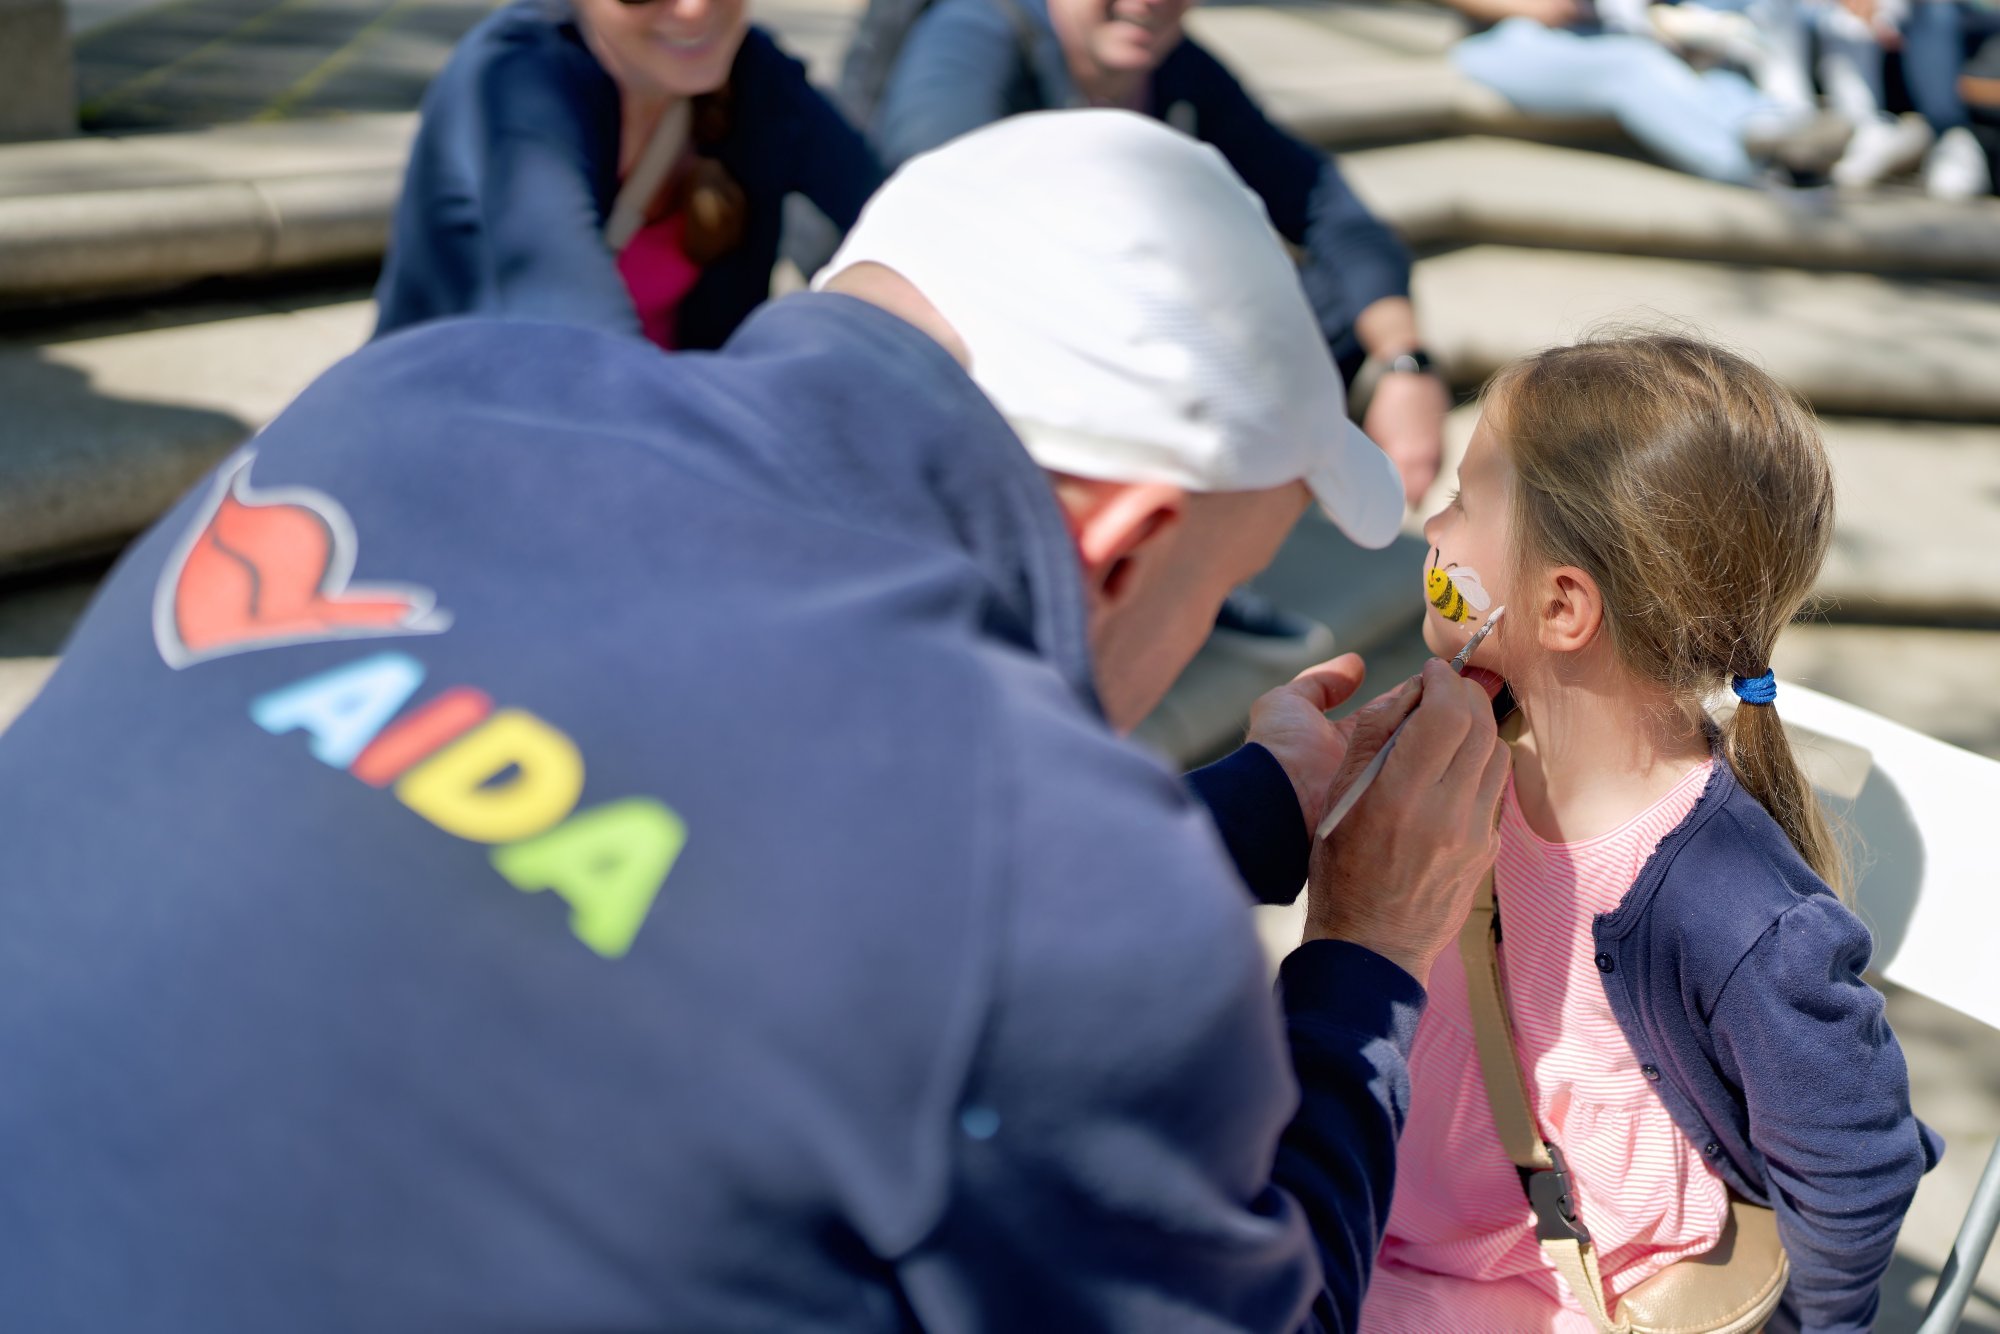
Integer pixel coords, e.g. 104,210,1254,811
1414,245,2000,421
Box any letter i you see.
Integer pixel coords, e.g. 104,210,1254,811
349,686,495,787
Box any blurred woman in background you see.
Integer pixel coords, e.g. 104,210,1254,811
375,0,882,351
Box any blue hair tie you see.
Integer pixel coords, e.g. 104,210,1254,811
1732,670,1777,705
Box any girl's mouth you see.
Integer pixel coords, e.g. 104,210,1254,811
1460,665,1505,698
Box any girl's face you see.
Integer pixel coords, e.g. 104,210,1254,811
578,0,748,100
1419,412,1516,672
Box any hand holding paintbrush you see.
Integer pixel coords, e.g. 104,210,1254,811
1313,607,1506,842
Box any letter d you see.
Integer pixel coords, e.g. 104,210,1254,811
396,709,584,844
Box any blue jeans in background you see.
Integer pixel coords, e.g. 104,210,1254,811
1454,18,1779,183
1901,0,2000,133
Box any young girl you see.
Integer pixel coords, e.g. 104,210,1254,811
1361,334,1941,1333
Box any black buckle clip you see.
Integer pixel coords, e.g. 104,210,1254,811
1519,1143,1591,1245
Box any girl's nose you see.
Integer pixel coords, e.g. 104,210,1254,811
1421,509,1444,547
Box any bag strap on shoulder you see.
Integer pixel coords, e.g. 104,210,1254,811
1459,870,1631,1334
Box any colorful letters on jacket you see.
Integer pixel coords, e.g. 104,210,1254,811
155,452,685,958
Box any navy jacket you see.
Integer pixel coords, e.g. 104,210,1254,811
0,298,1420,1331
374,1,882,351
870,0,1412,378
1593,759,1941,1333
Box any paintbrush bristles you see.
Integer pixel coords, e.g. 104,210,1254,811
1450,605,1506,672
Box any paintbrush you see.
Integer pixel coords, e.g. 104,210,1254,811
1313,606,1506,842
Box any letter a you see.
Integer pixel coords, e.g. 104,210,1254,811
396,709,584,844
490,799,687,958
250,651,425,768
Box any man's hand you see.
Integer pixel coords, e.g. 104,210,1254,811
1361,371,1449,507
1244,654,1369,833
1305,658,1509,987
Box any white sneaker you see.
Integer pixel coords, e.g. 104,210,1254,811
1649,2,1768,66
1925,126,1993,200
1832,113,1936,188
1833,113,1937,189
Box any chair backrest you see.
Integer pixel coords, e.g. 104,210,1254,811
1768,681,2000,1038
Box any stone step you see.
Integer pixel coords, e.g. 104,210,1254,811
1345,137,2000,281
0,289,372,573
1414,406,2000,624
0,115,409,307
1414,244,2000,421
1187,2,1624,149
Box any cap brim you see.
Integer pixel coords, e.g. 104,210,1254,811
1306,419,1407,549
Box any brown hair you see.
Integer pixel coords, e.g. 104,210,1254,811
637,87,748,265
1485,332,1845,896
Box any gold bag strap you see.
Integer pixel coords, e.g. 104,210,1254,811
1459,870,1631,1334
604,100,693,255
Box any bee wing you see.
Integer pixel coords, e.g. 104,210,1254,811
1448,567,1493,611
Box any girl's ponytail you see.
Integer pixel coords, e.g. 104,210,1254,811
1720,672,1848,900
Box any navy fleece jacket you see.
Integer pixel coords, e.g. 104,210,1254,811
869,0,1412,378
373,0,882,350
0,297,1419,1331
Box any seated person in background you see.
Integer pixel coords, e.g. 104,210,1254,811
851,0,1450,511
1445,0,1855,185
375,0,882,352
1361,333,1938,1333
1666,0,1939,188
1899,0,1999,195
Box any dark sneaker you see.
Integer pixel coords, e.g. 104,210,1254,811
1211,588,1337,671
1744,111,1855,178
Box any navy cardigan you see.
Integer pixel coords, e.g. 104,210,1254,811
374,1,883,351
870,0,1412,380
1192,744,1941,1333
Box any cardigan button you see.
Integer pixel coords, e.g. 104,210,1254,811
1595,952,1615,973
1704,1141,1721,1157
1641,1064,1660,1081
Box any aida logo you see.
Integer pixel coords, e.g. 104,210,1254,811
153,450,449,669
249,652,687,959
152,452,683,959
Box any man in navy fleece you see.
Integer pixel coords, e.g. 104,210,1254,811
0,112,1506,1331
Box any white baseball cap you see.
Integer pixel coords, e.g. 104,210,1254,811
814,108,1406,549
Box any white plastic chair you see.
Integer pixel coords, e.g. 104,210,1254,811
1773,683,2000,1332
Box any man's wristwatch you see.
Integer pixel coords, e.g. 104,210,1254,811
1348,346,1440,420
1383,348,1436,377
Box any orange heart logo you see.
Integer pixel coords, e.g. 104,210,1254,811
153,451,449,668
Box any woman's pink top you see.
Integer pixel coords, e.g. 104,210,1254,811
616,212,703,351
1361,759,1728,1333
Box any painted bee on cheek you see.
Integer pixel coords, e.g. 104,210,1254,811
1425,562,1492,625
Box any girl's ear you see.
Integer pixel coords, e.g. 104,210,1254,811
1538,565,1604,655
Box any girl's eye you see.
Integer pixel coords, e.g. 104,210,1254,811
1446,488,1462,511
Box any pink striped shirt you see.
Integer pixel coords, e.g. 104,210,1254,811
1362,760,1728,1332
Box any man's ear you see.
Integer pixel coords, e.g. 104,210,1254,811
1538,564,1604,655
1053,477,1188,608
